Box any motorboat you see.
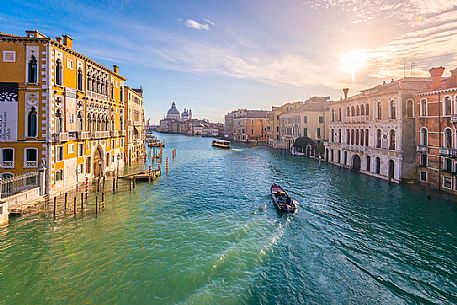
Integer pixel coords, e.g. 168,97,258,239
270,184,298,213
212,139,230,149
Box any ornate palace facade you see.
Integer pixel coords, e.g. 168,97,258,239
0,30,127,195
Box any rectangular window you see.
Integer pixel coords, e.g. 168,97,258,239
316,128,321,138
420,171,427,182
68,144,74,154
56,146,64,161
3,50,16,62
443,177,452,189
112,140,115,148
420,154,427,167
86,157,91,173
319,116,324,124
303,128,308,137
55,170,64,182
303,116,307,123
78,143,84,157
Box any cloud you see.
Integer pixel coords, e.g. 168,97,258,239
184,19,210,30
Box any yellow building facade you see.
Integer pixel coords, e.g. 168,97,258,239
0,30,127,195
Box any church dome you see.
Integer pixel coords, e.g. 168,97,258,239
166,102,180,119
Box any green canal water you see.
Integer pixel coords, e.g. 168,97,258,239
1,134,457,305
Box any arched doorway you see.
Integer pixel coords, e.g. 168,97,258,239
306,145,312,157
352,155,361,171
93,147,103,177
388,160,395,180
325,149,329,162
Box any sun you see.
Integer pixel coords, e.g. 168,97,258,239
340,49,367,81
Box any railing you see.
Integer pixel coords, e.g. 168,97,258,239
110,130,119,137
451,115,457,123
440,147,457,157
416,145,428,153
0,171,39,199
87,90,107,102
25,161,38,168
1,161,14,168
77,131,91,140
94,131,110,139
52,132,69,142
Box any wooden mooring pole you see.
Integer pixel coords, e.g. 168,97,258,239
64,193,68,209
53,197,56,218
101,192,105,208
80,193,84,209
73,196,77,216
95,195,98,215
112,178,116,193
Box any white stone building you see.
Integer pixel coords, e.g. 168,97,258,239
325,78,430,183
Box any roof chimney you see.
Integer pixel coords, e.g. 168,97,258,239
449,68,457,87
113,65,119,74
62,34,73,49
343,88,349,100
55,36,62,44
429,66,445,90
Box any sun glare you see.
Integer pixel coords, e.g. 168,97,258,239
340,49,367,81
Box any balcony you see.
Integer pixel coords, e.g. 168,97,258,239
94,131,110,139
120,130,126,136
25,161,38,168
52,132,68,142
110,130,119,137
416,145,428,153
451,115,457,123
1,161,14,168
77,131,91,140
440,147,457,157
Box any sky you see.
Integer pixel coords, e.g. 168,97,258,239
1,0,457,123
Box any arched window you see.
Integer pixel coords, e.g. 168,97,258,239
97,77,101,93
390,100,396,119
25,148,38,168
420,99,427,116
87,114,91,131
1,148,14,167
361,104,365,115
355,129,359,145
338,129,342,143
120,86,124,103
351,106,355,117
366,155,371,172
375,157,381,174
55,59,62,86
331,128,334,142
77,111,83,131
365,129,369,146
376,129,382,148
356,105,360,116
351,129,354,145
27,107,37,137
406,99,413,118
360,129,365,146
87,73,91,91
377,101,382,119
420,128,428,146
77,68,83,91
444,128,452,148
55,109,62,133
28,55,38,83
346,107,350,117
331,109,335,122
366,103,370,115
444,96,452,115
389,129,396,150
346,129,350,144
338,108,342,121
111,82,114,99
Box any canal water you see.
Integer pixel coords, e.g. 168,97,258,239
1,134,457,305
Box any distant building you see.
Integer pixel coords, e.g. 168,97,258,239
268,97,330,153
415,66,457,193
166,102,181,120
224,109,270,142
124,87,145,166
